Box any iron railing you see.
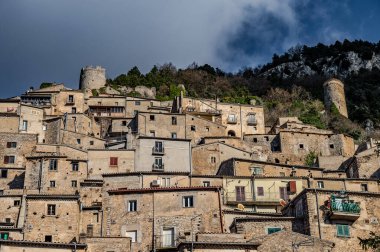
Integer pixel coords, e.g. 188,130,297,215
331,199,360,214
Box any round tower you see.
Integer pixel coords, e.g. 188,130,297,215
323,78,348,118
79,66,106,91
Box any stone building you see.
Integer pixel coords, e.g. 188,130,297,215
24,194,81,243
192,142,252,175
18,105,45,143
87,149,135,178
173,96,266,137
283,189,380,251
86,95,126,118
79,66,106,93
222,176,304,213
324,78,348,118
125,97,162,117
24,144,88,194
0,133,37,191
218,158,325,178
105,186,223,251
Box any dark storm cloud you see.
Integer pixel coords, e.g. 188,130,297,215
0,0,379,98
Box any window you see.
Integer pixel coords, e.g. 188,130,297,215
72,107,76,113
0,233,9,240
150,130,155,137
6,142,17,148
267,227,282,234
203,181,210,187
128,200,137,212
49,159,58,171
115,102,119,106
205,127,210,132
1,169,7,178
361,184,368,192
191,125,196,131
171,132,177,139
4,156,15,164
317,181,324,189
110,157,118,166
71,180,77,187
330,144,334,149
162,178,170,187
251,167,263,175
135,101,141,106
87,225,94,237
90,141,94,145
126,230,137,242
47,204,56,215
264,136,269,141
227,114,237,123
45,235,52,242
257,187,264,196
162,228,175,247
154,141,164,153
122,120,127,126
76,139,81,144
68,95,74,103
299,144,304,149
336,224,350,237
14,200,20,206
5,218,11,223
236,186,245,201
247,114,256,124
210,156,216,164
154,157,163,170
172,116,177,125
72,162,79,171
150,115,155,121
50,181,56,187
183,196,194,208
253,138,258,143
22,120,28,131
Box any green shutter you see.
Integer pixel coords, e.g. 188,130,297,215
337,224,350,237
268,227,282,234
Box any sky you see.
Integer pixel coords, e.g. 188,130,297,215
0,0,380,98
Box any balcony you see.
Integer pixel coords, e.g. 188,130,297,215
247,118,257,126
152,164,165,171
152,146,165,155
65,99,75,105
224,192,283,206
330,198,361,221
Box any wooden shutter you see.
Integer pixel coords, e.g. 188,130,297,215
289,181,297,193
257,187,264,196
4,156,9,164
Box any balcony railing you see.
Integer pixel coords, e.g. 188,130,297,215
152,164,164,171
66,99,75,105
152,147,165,155
247,119,257,125
331,200,361,214
329,196,361,221
224,191,284,205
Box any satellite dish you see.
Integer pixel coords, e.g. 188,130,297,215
279,199,287,207
237,204,245,210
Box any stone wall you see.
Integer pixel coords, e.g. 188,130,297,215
24,196,80,243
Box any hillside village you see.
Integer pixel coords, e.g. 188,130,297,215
0,66,379,252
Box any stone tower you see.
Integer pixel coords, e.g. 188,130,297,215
79,66,106,91
323,78,348,118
